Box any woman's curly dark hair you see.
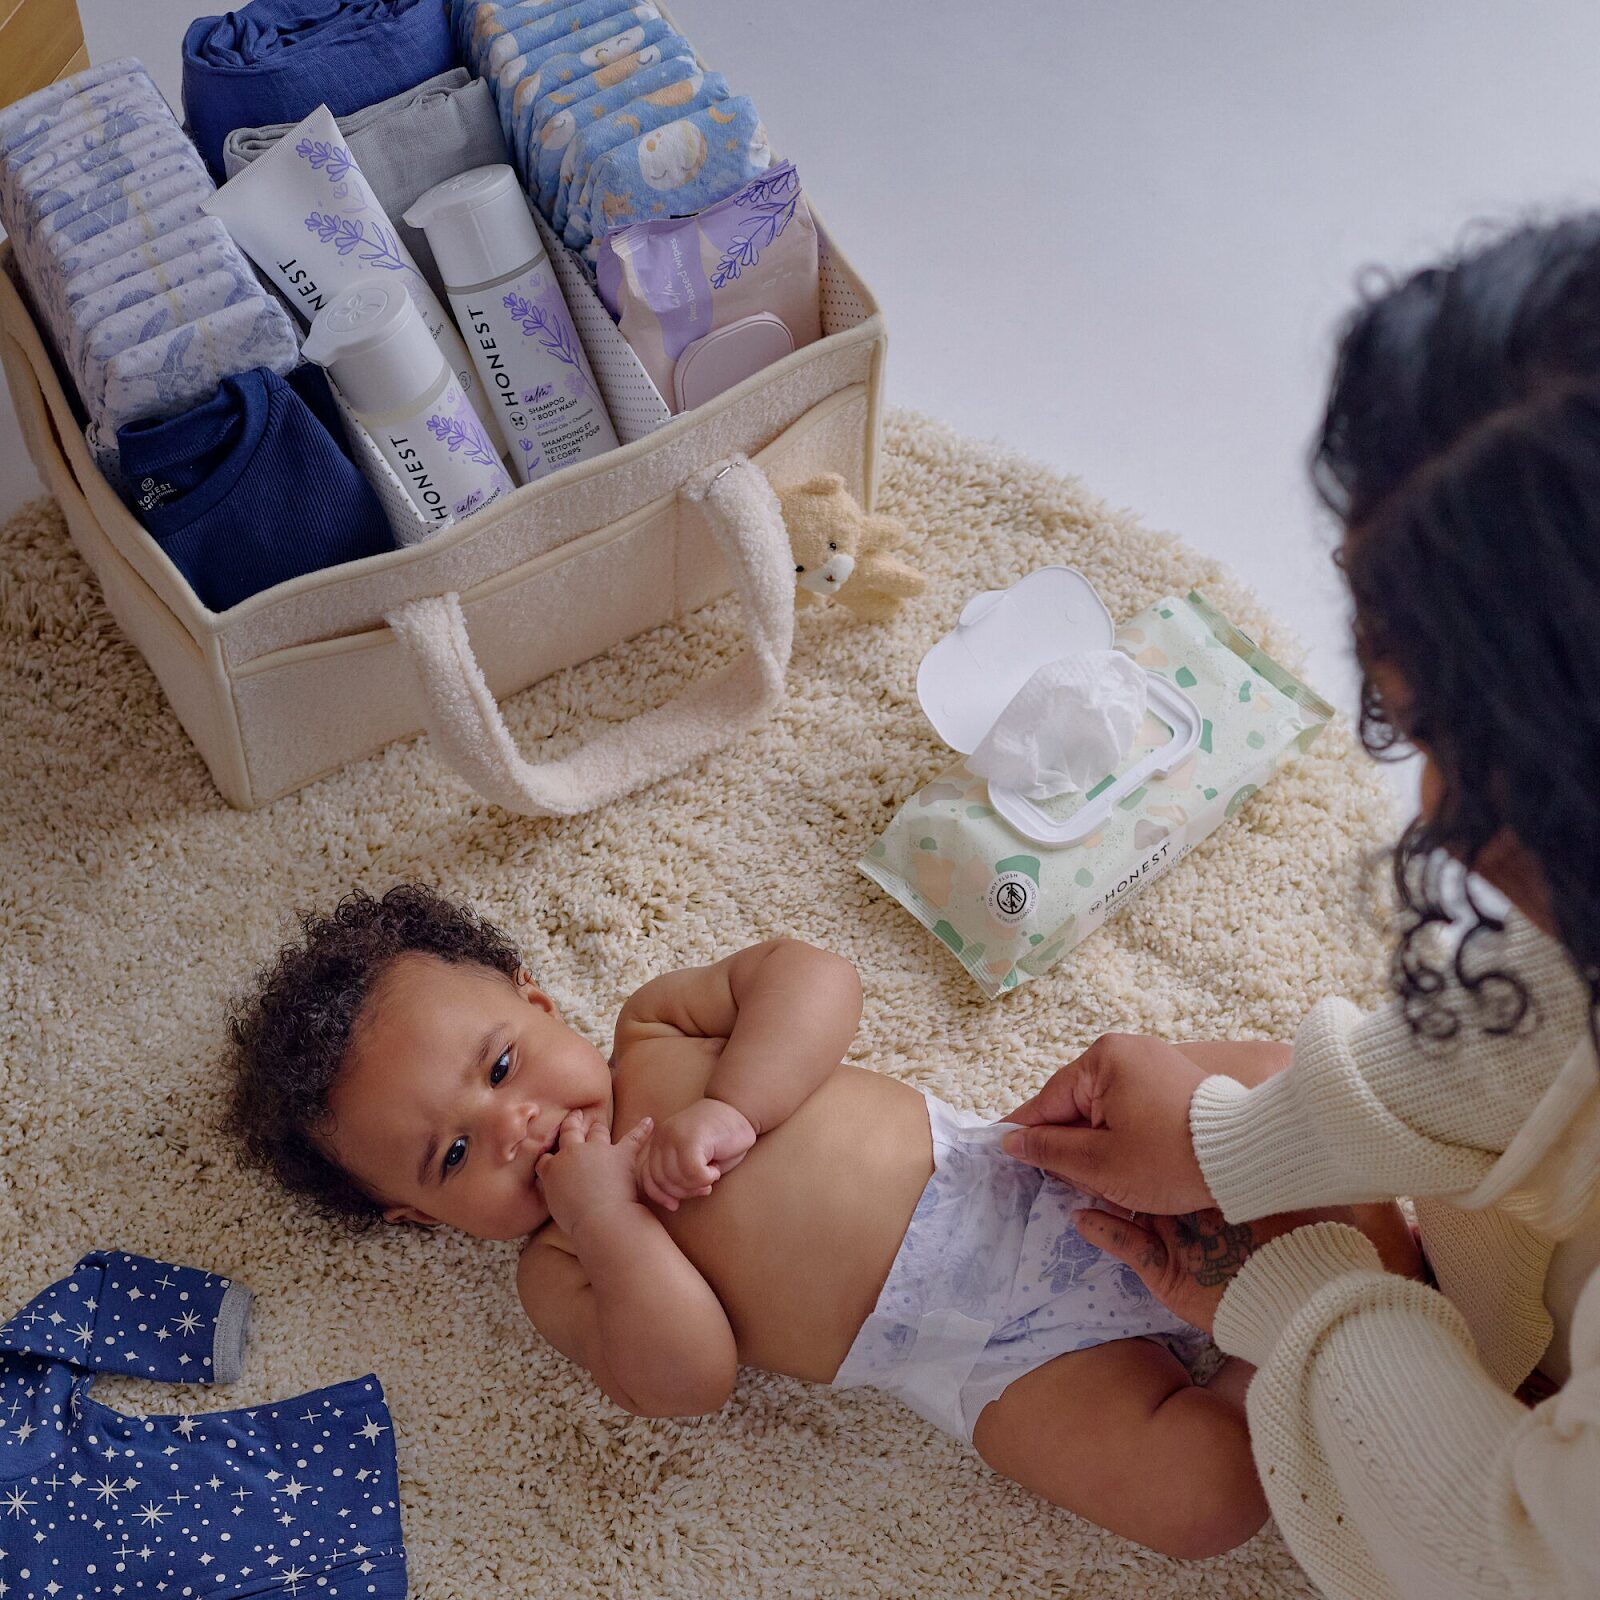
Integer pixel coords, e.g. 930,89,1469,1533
1313,214,1600,1040
223,883,525,1230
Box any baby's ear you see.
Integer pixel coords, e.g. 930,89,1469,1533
514,966,556,1014
382,1205,440,1228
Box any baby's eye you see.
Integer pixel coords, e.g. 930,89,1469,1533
443,1138,467,1174
490,1048,511,1086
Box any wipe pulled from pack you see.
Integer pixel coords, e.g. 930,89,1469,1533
860,574,1334,998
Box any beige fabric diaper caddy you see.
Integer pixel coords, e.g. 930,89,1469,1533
0,190,886,811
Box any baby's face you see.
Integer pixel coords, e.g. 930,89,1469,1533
321,952,612,1240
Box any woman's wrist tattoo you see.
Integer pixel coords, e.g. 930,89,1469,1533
1174,1211,1258,1286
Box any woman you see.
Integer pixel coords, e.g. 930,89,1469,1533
1002,215,1600,1598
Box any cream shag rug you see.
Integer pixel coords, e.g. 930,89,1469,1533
1,412,1399,1599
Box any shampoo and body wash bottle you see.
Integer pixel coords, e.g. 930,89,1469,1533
406,165,618,485
302,280,513,535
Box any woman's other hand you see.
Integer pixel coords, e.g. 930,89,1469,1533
1002,1033,1213,1214
1076,1201,1419,1333
1074,1205,1314,1333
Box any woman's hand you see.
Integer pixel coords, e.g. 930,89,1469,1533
535,1110,653,1243
1002,1033,1214,1214
1074,1205,1318,1333
636,1097,758,1212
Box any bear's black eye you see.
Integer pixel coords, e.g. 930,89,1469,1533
828,542,837,552
795,564,805,574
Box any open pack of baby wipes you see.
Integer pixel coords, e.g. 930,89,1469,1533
860,569,1335,997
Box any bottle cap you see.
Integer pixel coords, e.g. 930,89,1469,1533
403,164,547,290
300,280,443,416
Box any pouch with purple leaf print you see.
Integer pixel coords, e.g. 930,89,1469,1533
595,159,819,412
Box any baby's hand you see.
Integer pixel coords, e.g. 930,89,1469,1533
637,1097,757,1212
535,1110,653,1243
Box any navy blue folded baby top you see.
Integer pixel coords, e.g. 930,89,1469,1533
118,364,392,612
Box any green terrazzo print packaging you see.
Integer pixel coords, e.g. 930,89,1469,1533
860,582,1333,998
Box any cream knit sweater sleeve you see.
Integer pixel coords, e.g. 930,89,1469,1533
1186,911,1600,1599
1213,1223,1600,1600
1190,911,1592,1217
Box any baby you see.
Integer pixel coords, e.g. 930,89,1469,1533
226,884,1415,1559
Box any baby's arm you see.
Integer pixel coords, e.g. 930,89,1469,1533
520,1114,736,1417
619,939,863,1206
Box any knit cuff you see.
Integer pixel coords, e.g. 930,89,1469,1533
1190,1067,1353,1222
1213,1221,1384,1366
212,1283,253,1384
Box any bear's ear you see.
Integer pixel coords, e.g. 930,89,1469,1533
797,472,846,497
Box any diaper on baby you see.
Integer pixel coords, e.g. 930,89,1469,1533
831,1090,1204,1444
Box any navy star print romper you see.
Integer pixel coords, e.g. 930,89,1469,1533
0,1253,405,1599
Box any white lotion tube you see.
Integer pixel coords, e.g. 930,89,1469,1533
302,280,512,536
202,105,483,416
404,164,618,485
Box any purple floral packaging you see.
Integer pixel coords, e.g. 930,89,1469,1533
406,164,619,484
595,160,820,412
202,105,480,410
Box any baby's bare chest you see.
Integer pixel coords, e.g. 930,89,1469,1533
609,1043,934,1380
610,1034,726,1125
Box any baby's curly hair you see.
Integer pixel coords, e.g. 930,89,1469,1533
223,883,524,1231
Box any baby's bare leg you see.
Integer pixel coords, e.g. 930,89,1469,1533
970,1339,1267,1560
1176,1038,1292,1088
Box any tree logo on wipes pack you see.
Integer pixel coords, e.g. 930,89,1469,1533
987,869,1038,925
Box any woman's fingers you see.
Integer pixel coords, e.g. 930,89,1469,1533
1074,1208,1166,1284
1001,1123,1119,1202
1005,1058,1093,1126
1004,1035,1133,1126
1002,1036,1214,1215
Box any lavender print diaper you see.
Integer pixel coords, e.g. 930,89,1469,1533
830,1090,1206,1445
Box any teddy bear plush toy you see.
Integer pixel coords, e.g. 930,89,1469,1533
778,473,928,622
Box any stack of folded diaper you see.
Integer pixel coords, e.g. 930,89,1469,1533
453,0,771,260
0,58,299,477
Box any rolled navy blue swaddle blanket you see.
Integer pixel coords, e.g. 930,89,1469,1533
181,0,454,180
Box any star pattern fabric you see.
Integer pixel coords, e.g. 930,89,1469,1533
0,1254,405,1599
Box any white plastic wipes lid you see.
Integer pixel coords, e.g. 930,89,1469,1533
403,163,545,290
917,567,1204,846
918,568,1118,750
300,280,442,415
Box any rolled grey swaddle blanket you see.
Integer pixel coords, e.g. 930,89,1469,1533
220,69,509,295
